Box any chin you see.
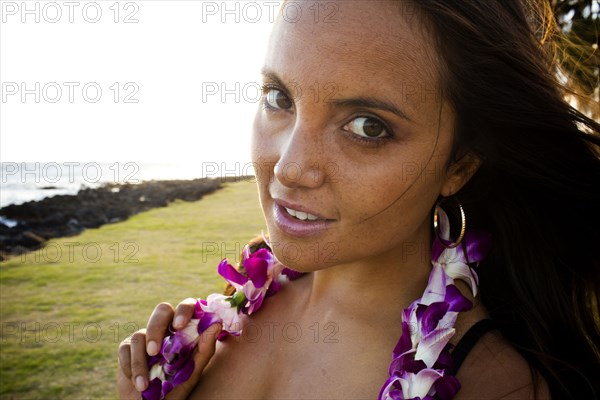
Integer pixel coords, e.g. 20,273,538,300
265,231,338,272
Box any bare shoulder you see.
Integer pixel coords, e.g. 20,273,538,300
455,329,551,400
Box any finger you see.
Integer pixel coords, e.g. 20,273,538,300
118,340,133,380
129,329,149,392
196,322,222,368
117,355,141,399
145,302,175,356
165,323,222,399
173,297,198,330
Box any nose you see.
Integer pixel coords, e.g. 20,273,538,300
274,122,330,189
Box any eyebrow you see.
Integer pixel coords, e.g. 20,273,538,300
261,68,413,122
329,98,412,122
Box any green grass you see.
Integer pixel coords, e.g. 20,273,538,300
0,181,265,399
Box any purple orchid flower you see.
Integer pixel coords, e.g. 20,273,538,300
200,293,242,334
217,247,279,315
379,369,452,400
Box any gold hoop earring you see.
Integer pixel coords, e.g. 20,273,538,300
433,196,466,249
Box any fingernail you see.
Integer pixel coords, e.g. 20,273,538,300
135,375,146,392
174,315,185,328
147,340,158,355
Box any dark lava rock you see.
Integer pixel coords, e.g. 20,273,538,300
0,177,232,260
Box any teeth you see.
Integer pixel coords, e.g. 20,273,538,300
284,207,320,221
296,211,308,220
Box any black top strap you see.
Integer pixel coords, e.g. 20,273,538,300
450,319,497,375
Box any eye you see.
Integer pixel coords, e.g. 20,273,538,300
262,86,293,110
343,116,390,139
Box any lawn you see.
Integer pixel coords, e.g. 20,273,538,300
0,180,266,399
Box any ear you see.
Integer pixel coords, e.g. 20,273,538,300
440,152,481,197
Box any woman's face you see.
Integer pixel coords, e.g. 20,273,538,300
252,0,470,271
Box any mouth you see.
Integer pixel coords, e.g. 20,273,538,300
273,198,333,221
271,200,334,237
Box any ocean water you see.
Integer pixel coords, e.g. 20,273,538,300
0,162,213,210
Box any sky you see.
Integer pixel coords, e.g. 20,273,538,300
0,0,277,169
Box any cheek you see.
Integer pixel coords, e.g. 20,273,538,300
334,158,442,246
335,144,447,220
322,138,452,262
251,111,281,227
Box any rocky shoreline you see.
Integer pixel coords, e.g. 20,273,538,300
0,177,242,261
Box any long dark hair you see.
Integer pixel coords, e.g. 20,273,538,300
409,1,600,398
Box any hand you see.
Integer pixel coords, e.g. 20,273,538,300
117,298,221,399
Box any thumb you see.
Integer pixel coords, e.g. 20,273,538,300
165,323,222,399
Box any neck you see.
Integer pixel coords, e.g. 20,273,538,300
301,229,433,325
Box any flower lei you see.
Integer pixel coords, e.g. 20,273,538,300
142,245,305,400
142,231,491,400
378,230,491,400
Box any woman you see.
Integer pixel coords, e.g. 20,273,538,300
118,1,600,399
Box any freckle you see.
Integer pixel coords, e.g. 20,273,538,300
321,368,327,376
